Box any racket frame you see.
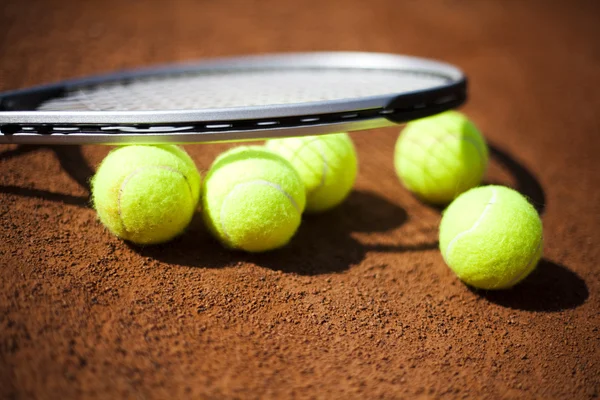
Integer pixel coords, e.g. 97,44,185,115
0,52,467,144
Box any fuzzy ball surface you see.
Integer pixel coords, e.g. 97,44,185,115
202,146,306,252
92,145,201,245
395,111,488,205
439,185,543,290
266,133,357,213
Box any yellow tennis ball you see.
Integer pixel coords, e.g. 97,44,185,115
394,111,488,205
202,146,306,252
265,133,357,213
91,145,201,245
439,185,543,290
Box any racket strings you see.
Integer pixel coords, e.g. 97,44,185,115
36,69,445,112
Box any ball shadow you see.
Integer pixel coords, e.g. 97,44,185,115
487,142,546,215
128,211,235,269
471,144,585,310
137,190,439,275
1,143,588,308
423,142,547,215
469,259,589,312
245,190,411,274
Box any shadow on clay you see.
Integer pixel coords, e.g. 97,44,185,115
0,145,92,207
0,185,88,207
425,142,547,215
0,144,44,161
136,190,439,275
0,144,590,308
51,145,94,193
487,143,546,215
468,259,589,312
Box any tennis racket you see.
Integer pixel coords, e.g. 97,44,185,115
0,52,467,145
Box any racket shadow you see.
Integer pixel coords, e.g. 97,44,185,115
0,144,44,161
52,146,94,193
0,145,92,207
138,190,436,275
0,185,88,207
244,190,424,274
467,259,589,312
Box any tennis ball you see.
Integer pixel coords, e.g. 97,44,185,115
439,185,543,290
92,145,201,245
265,133,357,213
202,146,306,252
394,111,488,205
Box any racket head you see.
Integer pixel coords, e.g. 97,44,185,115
0,52,467,144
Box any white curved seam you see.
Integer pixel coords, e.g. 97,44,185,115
219,179,300,243
118,165,191,235
445,187,498,261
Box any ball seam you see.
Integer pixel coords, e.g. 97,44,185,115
444,187,498,266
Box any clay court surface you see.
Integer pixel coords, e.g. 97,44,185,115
1,0,599,398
